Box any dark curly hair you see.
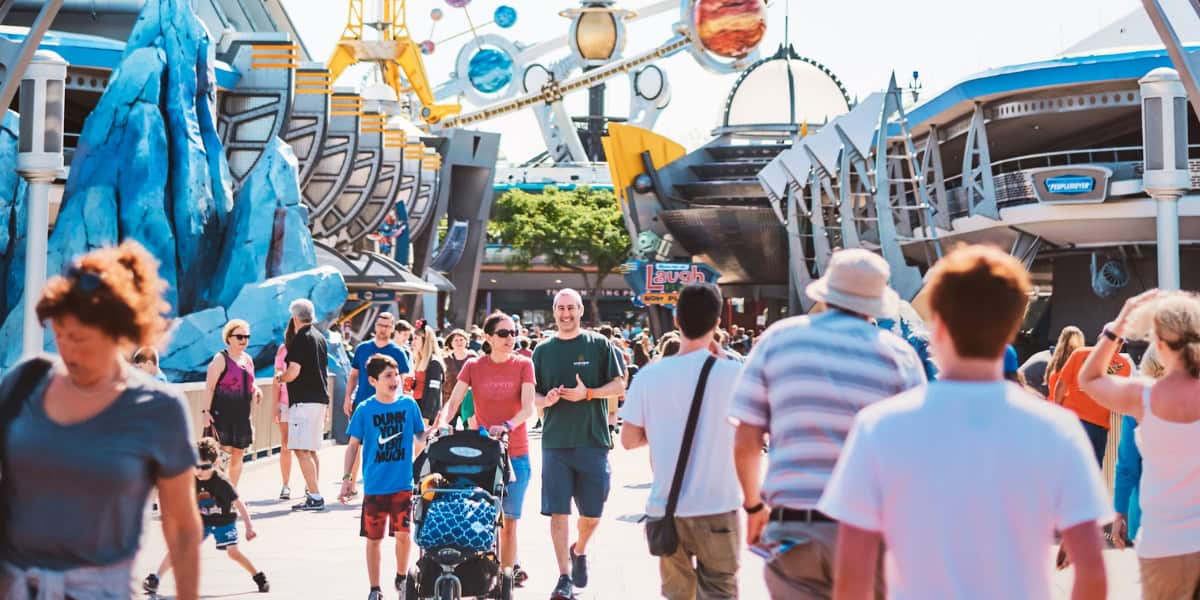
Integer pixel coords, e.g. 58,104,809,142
35,240,171,347
197,437,221,463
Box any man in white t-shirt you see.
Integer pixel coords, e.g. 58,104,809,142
620,283,743,600
817,245,1110,600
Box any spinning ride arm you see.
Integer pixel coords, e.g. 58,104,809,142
328,0,461,124
437,35,690,130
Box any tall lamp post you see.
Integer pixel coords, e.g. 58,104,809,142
1140,67,1189,291
17,50,67,357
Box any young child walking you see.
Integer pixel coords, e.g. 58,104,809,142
339,354,426,600
144,437,269,595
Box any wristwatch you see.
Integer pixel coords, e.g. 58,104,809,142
743,502,766,514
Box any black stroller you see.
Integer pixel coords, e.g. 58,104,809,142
407,429,513,600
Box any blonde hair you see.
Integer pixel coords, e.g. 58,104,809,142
1047,326,1085,379
1140,344,1166,379
222,319,250,343
412,324,441,372
1141,292,1200,378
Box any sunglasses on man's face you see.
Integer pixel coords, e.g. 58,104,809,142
195,463,214,470
230,334,250,342
491,329,517,338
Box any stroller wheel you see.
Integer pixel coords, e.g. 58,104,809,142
498,573,514,600
406,567,419,599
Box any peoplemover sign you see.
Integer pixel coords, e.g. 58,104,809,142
1045,175,1095,195
1030,166,1111,204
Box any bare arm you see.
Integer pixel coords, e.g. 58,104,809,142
831,523,882,600
1052,376,1066,405
204,354,223,413
412,436,426,459
1078,337,1143,419
280,361,301,384
734,422,769,544
338,438,362,503
1062,520,1107,600
620,422,647,450
559,374,626,402
1079,290,1160,419
513,382,535,425
233,498,256,539
344,366,359,405
158,470,202,600
535,387,561,409
434,381,469,429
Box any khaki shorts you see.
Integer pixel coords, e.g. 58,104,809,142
288,403,326,451
1140,550,1200,600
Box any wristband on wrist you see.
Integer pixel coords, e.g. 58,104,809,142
743,502,766,514
342,473,353,481
1101,327,1124,343
586,389,593,401
504,419,514,431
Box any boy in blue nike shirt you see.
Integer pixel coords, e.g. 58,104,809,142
340,354,426,600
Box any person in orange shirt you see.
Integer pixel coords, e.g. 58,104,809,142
1052,346,1132,465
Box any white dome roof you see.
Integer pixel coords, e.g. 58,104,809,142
724,51,850,127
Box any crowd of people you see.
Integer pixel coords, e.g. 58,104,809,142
2,238,1200,600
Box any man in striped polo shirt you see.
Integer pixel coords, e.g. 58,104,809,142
731,249,926,599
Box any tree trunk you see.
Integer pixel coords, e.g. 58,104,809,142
589,271,609,324
579,271,600,324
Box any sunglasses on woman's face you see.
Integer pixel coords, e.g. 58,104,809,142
230,334,250,342
196,463,214,470
491,329,517,338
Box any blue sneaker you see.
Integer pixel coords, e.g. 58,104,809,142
550,574,573,600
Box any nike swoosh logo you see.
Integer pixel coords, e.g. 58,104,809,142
378,431,403,445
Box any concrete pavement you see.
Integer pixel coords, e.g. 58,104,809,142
136,429,1141,599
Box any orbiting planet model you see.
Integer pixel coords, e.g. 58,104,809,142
693,0,767,59
467,47,513,94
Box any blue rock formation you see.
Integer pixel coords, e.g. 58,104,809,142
225,266,348,365
126,0,231,314
0,111,28,320
159,306,227,381
0,0,343,377
209,137,314,307
49,46,177,308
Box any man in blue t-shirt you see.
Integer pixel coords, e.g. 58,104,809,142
340,354,425,599
344,312,413,417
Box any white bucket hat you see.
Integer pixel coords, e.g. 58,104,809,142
805,249,901,319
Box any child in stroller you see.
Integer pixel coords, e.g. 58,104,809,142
408,428,514,600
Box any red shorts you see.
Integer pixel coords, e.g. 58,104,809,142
360,491,413,540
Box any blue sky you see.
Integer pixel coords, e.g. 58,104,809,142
282,0,1141,163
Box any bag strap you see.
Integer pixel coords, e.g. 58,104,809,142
663,354,717,520
0,357,54,463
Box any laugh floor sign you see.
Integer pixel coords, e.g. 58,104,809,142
621,260,721,307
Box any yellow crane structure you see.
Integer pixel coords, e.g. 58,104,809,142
327,0,461,125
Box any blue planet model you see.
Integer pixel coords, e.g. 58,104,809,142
467,47,513,94
494,5,517,28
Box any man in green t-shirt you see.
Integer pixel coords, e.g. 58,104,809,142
533,289,625,600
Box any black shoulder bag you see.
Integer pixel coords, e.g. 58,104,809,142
644,354,717,557
0,357,54,541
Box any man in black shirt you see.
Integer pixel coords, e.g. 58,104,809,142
277,298,330,511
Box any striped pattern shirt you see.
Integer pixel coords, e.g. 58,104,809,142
730,310,927,509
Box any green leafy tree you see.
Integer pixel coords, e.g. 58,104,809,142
489,186,631,319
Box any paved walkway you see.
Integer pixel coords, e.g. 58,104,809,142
137,431,1142,599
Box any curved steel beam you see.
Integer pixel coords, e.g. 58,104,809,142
301,90,361,231
312,109,384,245
283,63,330,187
217,36,295,192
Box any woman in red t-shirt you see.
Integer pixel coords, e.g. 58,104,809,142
433,312,535,583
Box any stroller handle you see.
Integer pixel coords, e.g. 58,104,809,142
420,487,499,503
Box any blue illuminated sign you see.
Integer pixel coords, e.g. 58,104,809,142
1045,175,1095,195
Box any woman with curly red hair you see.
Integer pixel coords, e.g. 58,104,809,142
0,241,202,600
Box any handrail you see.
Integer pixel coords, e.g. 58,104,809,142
944,143,1200,188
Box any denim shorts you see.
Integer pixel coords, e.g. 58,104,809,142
540,447,611,518
502,454,532,519
204,523,239,550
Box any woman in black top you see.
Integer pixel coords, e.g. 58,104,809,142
410,323,446,425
